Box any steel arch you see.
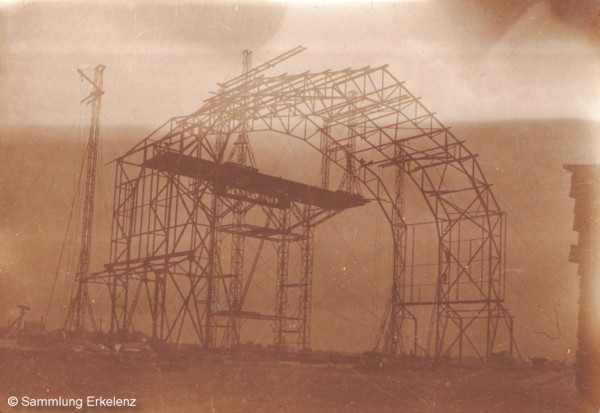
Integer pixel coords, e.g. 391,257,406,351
91,62,515,362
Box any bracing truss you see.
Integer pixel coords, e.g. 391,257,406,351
88,47,515,361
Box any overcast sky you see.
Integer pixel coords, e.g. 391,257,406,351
1,0,599,126
1,0,599,359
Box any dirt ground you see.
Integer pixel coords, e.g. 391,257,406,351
0,345,596,413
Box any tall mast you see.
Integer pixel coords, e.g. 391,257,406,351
227,49,256,167
64,64,105,332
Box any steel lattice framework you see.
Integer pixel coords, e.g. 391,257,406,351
64,64,105,333
89,48,515,361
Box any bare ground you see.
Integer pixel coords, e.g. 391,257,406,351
0,344,596,413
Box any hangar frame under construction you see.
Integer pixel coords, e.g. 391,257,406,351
82,46,515,362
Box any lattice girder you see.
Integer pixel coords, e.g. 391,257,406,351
91,63,513,359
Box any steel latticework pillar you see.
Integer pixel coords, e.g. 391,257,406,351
223,49,255,347
88,46,515,358
64,64,105,333
339,92,361,195
319,121,332,190
274,208,290,350
376,143,418,355
298,207,315,351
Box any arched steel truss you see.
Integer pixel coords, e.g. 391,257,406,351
89,61,515,362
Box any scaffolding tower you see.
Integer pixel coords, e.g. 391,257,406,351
64,64,105,333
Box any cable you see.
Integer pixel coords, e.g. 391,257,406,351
45,87,90,319
535,304,561,341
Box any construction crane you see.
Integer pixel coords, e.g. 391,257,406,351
63,64,105,333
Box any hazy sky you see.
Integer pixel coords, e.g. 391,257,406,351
1,0,599,125
1,1,599,359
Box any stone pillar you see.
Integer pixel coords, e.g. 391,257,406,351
564,164,600,408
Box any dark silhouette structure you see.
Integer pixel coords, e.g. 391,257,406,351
564,164,600,407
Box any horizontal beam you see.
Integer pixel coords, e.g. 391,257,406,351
402,298,505,306
144,151,368,210
214,310,302,322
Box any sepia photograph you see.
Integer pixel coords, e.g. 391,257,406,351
0,1,599,412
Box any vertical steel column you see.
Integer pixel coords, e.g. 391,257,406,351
152,172,175,341
486,215,495,359
389,143,408,353
298,206,315,351
275,207,290,350
225,206,244,347
152,272,166,339
64,65,105,333
320,121,331,190
206,191,222,348
190,147,208,345
109,160,127,335
339,93,361,194
435,225,452,362
224,49,255,347
378,142,412,355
